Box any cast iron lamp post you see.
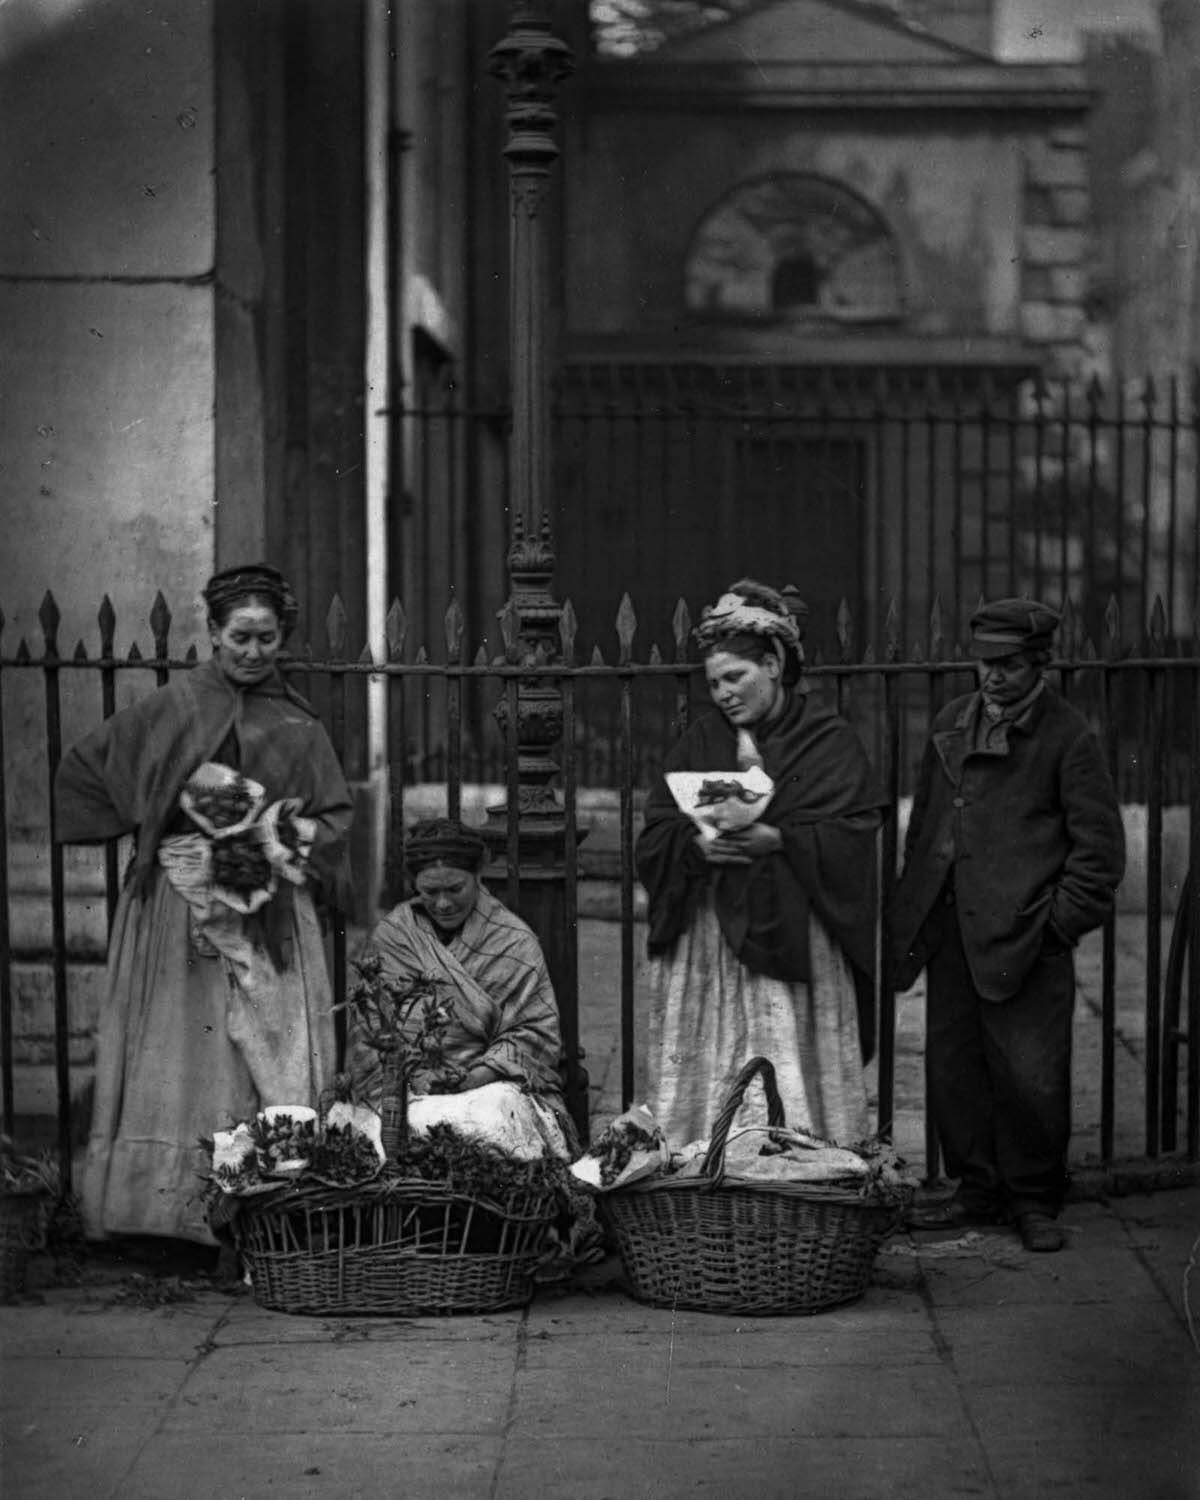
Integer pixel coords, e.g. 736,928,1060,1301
486,2,588,1136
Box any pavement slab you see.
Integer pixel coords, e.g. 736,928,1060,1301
508,1360,968,1441
2,1410,170,1500
931,1298,1195,1387
907,1225,1171,1309
520,1317,943,1370
116,1434,503,1500
0,1353,194,1414
981,1435,1195,1500
0,1294,228,1359
209,1305,518,1348
1111,1191,1200,1329
493,1434,996,1500
964,1380,1200,1499
161,1342,517,1436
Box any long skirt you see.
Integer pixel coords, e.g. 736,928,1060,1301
646,895,869,1149
82,873,336,1244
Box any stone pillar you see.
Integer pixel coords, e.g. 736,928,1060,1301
485,3,588,1137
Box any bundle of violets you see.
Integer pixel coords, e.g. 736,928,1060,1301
205,1096,386,1197
179,762,316,914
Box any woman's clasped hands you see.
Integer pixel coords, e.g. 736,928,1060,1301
696,822,783,864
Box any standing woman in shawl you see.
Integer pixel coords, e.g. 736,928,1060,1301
353,818,567,1122
55,564,354,1246
636,579,887,1147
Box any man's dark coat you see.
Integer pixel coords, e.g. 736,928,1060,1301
891,688,1125,1002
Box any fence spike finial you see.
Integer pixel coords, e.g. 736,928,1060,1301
15,637,30,665
149,590,171,656
385,598,408,661
415,644,429,665
498,597,519,661
325,594,347,658
98,595,116,654
127,640,144,662
649,643,663,666
474,645,489,667
884,595,901,663
560,598,578,664
615,592,637,664
929,595,944,658
1103,595,1121,655
590,644,606,666
358,642,375,666
672,598,691,662
73,639,88,662
835,597,853,662
444,598,465,663
1148,595,1166,653
185,643,199,664
39,590,61,653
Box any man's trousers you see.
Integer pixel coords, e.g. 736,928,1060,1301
924,900,1075,1217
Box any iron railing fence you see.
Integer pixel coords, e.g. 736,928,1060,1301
400,363,1200,684
2,589,1197,1192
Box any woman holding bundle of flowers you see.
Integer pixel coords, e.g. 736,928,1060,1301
55,564,354,1245
636,579,887,1148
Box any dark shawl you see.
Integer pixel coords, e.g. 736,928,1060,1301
637,693,887,987
53,655,354,909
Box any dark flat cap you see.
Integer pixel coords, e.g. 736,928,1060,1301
968,597,1060,659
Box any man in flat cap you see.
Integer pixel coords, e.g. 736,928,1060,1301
892,598,1125,1252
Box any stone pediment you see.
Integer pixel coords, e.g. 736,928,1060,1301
662,0,988,65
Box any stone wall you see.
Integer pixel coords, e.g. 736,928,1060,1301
0,0,220,841
1020,124,1091,370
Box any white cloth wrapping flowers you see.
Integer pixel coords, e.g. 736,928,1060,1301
157,834,321,1103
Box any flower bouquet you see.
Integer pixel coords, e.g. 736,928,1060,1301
666,766,774,841
179,763,266,837
178,763,317,915
206,1100,383,1201
257,798,319,887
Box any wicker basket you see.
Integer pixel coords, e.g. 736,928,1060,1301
600,1057,907,1316
229,1174,558,1316
1,1189,49,1301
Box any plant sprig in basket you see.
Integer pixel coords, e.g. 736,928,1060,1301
334,955,464,1158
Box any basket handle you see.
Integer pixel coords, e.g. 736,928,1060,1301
699,1056,787,1184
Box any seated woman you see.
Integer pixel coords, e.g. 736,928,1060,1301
354,817,568,1123
636,578,887,1148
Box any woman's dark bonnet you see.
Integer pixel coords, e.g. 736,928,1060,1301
404,817,488,876
203,565,299,637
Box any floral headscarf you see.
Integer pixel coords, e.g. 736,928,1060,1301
693,583,804,663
